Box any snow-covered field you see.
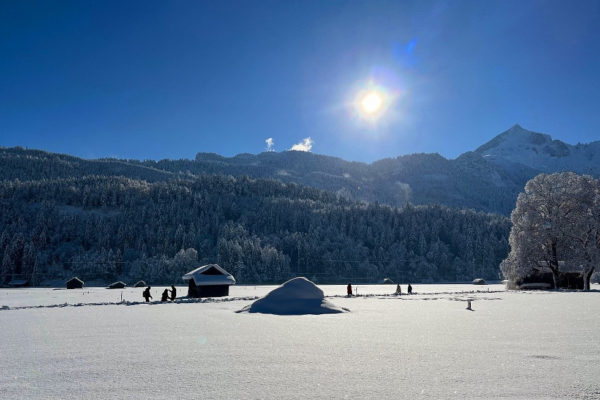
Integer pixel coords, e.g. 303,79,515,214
1,283,599,399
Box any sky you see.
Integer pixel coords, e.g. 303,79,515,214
1,0,599,163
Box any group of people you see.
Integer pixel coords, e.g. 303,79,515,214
142,285,177,302
143,283,413,301
346,283,413,297
395,283,412,295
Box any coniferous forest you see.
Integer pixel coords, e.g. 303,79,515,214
0,174,510,285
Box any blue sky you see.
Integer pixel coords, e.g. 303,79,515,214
1,0,599,162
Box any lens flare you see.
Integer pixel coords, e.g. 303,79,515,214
361,91,383,114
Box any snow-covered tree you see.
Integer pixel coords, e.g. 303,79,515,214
563,175,600,290
501,172,600,290
0,174,510,284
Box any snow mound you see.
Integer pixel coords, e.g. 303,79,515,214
238,277,348,315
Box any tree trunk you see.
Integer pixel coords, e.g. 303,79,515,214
551,243,560,290
551,270,559,290
583,267,595,292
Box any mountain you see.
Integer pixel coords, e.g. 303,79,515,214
475,124,600,175
6,125,596,285
124,149,530,215
1,125,597,215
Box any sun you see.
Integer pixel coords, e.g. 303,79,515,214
361,91,383,114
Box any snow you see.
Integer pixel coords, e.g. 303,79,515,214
182,264,236,286
1,283,599,399
238,277,347,315
475,125,600,175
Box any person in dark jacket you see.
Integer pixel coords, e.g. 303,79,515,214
347,283,352,297
170,285,176,301
143,286,152,302
161,288,169,302
408,284,413,294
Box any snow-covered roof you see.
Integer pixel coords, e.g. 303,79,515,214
8,279,29,287
182,264,236,286
107,281,126,289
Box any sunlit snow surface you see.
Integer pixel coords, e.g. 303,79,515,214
1,284,599,399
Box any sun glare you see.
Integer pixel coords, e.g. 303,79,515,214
351,80,397,123
361,91,383,114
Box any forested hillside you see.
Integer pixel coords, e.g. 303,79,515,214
138,150,532,215
0,147,174,182
1,146,530,215
0,175,510,285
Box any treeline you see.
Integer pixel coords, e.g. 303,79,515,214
0,175,510,285
0,146,174,182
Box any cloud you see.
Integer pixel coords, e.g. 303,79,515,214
265,138,275,152
290,137,313,152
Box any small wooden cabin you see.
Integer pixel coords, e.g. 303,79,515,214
133,280,147,288
107,281,126,289
515,261,584,290
7,279,29,287
182,264,236,298
66,277,84,289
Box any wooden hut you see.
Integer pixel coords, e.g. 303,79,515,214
7,279,29,287
182,264,236,298
133,280,147,288
66,277,84,289
514,261,584,290
107,281,126,289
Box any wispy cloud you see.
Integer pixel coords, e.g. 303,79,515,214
290,137,313,152
265,138,275,152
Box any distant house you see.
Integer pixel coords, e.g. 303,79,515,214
107,281,126,289
515,261,583,290
133,280,147,288
66,277,84,289
7,279,29,287
182,264,236,298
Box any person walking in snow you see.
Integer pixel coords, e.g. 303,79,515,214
143,286,152,302
161,288,169,302
395,284,401,295
170,285,176,301
347,283,353,297
408,283,413,294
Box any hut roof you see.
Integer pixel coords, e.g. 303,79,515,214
182,264,236,286
133,280,147,287
107,281,126,289
8,279,29,287
67,277,84,284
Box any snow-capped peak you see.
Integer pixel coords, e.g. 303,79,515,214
474,125,600,175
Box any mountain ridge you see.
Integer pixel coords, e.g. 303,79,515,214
2,125,598,215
